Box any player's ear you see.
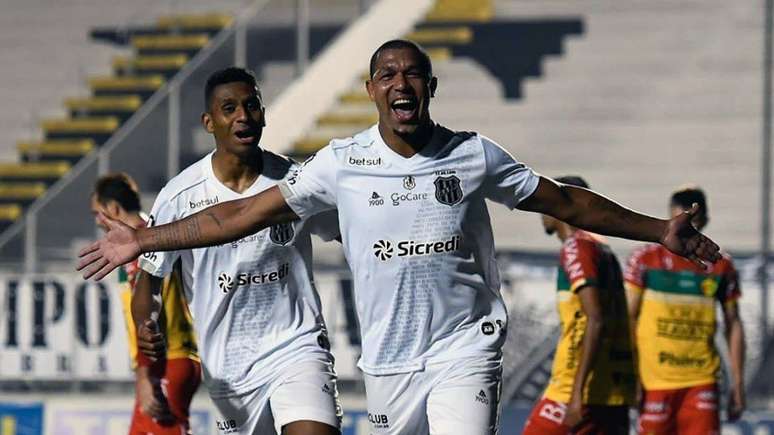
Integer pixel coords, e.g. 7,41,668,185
201,112,214,133
259,107,266,128
365,79,376,102
429,76,437,98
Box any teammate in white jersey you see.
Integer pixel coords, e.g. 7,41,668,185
79,41,721,435
130,67,341,435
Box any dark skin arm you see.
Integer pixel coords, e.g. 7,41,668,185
78,186,297,279
723,301,746,421
78,177,720,280
563,285,604,428
626,285,644,405
132,270,167,360
518,177,720,264
131,270,172,421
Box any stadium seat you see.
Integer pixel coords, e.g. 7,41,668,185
42,117,119,145
0,162,71,185
17,139,95,164
112,55,189,79
156,13,233,32
0,182,47,205
89,75,165,100
131,34,211,57
0,204,23,231
65,96,143,122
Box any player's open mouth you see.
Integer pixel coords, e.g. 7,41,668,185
390,98,418,122
234,128,258,144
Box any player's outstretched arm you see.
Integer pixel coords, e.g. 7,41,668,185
78,186,297,280
517,176,721,264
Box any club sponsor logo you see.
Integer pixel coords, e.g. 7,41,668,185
269,223,294,245
390,191,428,206
217,263,290,293
369,191,384,207
216,419,238,433
372,240,394,261
481,321,495,336
372,235,460,261
368,413,390,429
403,175,416,190
348,156,382,167
475,389,489,405
190,196,219,210
658,351,707,368
434,175,463,206
217,273,234,293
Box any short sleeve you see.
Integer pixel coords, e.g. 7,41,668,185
138,189,181,278
481,136,540,209
278,145,338,220
560,237,599,293
624,246,649,292
719,258,741,304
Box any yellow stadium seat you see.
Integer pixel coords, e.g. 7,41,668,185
112,55,189,73
0,183,47,202
131,34,210,51
317,112,378,127
89,75,165,92
0,162,71,180
65,96,143,113
157,13,233,30
41,117,120,134
0,204,23,222
406,27,473,45
17,139,95,159
425,0,493,22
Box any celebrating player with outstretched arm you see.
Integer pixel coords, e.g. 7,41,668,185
128,68,342,435
79,41,720,435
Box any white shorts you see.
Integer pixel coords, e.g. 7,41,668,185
210,358,342,434
363,356,502,435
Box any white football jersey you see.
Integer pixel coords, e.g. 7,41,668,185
279,124,539,375
140,150,339,397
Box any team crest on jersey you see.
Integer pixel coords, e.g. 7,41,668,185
269,223,295,245
403,175,416,190
434,175,463,205
701,277,719,297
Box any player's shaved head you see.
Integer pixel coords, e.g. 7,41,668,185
369,39,433,79
555,175,590,189
204,67,262,111
93,172,141,213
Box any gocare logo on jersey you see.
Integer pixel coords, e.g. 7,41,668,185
390,191,428,206
217,263,290,292
190,196,219,210
372,235,460,261
348,156,382,167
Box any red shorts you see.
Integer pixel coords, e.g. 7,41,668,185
129,357,202,435
638,383,719,435
522,397,630,435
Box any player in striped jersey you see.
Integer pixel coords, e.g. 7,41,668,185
523,176,635,435
91,173,201,435
625,186,745,435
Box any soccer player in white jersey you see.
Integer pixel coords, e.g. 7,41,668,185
79,41,721,435
129,67,341,435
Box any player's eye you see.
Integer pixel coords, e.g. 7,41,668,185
222,105,235,113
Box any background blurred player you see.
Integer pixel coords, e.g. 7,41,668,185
625,185,746,435
522,176,635,435
131,67,341,435
90,173,201,435
78,41,721,435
